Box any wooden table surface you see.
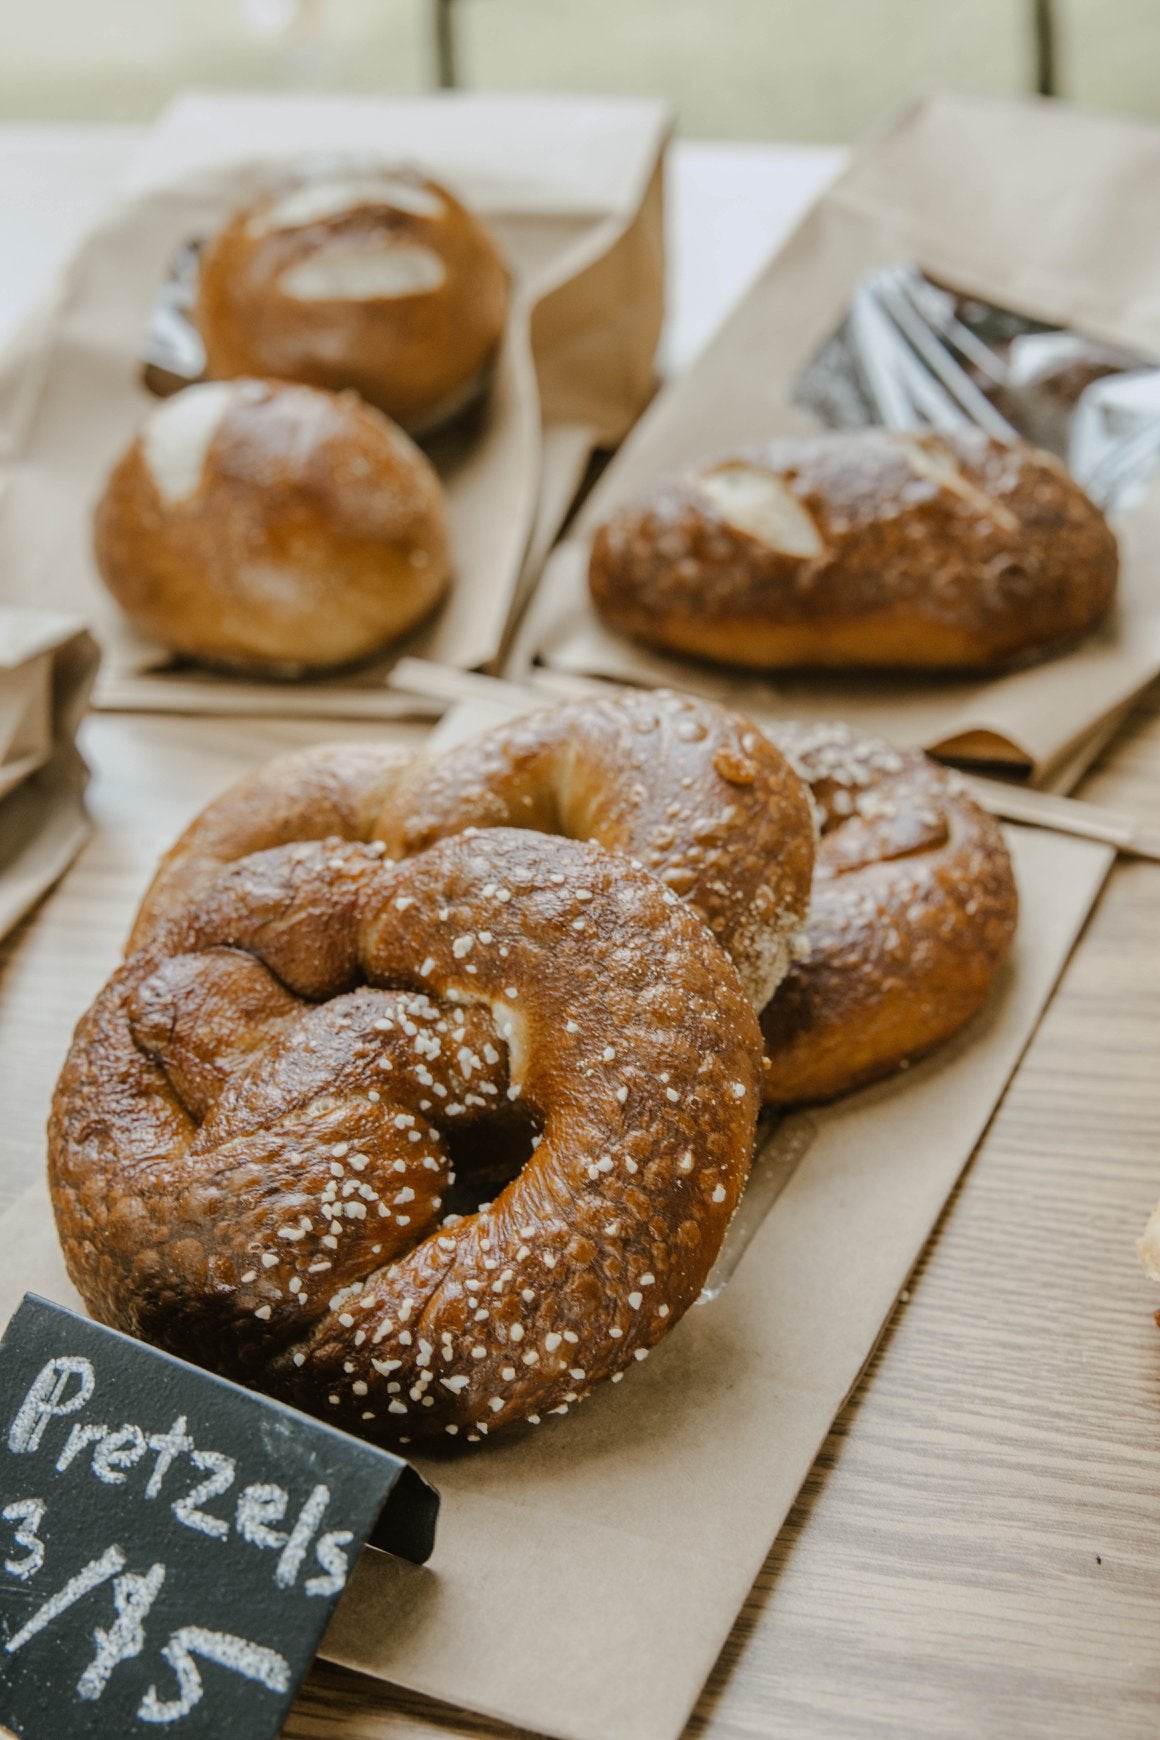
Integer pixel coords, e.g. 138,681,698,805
2,122,1160,1740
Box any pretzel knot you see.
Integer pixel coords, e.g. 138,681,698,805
760,723,1018,1103
130,689,818,1012
50,828,764,1445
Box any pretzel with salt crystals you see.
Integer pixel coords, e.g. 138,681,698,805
131,689,818,1010
50,828,764,1445
760,722,1018,1104
126,696,1015,1115
127,739,413,953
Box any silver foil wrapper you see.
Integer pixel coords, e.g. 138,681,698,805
794,262,1158,514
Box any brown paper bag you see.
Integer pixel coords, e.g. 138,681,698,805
0,679,1112,1740
0,610,97,941
0,92,668,719
520,88,1160,786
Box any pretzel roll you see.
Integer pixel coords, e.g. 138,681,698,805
588,429,1117,671
50,830,763,1446
195,162,509,432
94,379,451,675
759,723,1018,1104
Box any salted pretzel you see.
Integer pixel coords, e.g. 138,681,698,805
50,829,764,1445
128,740,413,951
132,690,818,1010
759,722,1018,1103
127,698,1015,1111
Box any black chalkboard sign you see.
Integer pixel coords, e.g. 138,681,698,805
0,1295,438,1740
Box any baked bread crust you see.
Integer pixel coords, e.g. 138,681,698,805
588,429,1118,671
373,688,816,1009
195,164,509,432
760,722,1019,1103
50,829,763,1446
93,378,451,675
130,690,817,1012
128,741,414,950
126,699,1014,1116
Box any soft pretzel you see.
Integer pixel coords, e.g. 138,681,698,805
373,689,816,1008
759,722,1018,1103
128,740,413,950
50,829,763,1445
588,429,1117,671
133,690,817,1011
128,699,1013,1113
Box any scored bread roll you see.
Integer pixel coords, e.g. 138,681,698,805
195,162,510,432
93,378,451,676
588,428,1118,671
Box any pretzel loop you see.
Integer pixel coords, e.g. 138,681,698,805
50,828,764,1445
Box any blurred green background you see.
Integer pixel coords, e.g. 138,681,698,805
3,0,1159,138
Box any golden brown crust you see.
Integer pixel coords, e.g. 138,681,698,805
129,741,414,951
127,699,1012,1117
372,688,816,1008
759,722,1018,1103
93,379,451,675
195,164,510,432
129,691,816,1011
588,429,1118,671
50,830,763,1446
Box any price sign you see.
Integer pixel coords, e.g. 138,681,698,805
0,1295,438,1739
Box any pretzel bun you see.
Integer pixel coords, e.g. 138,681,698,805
93,378,451,675
760,722,1018,1103
195,163,509,432
131,690,817,1011
50,830,764,1445
588,429,1117,671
